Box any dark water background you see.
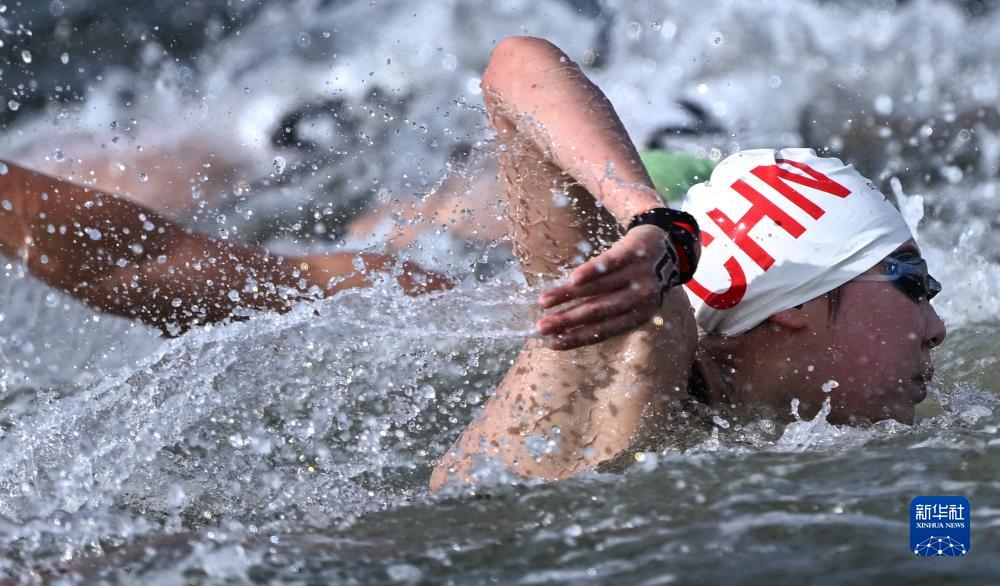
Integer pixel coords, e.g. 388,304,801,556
1,0,999,583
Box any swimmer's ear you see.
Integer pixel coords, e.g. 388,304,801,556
766,305,809,330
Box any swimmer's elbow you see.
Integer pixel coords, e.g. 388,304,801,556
484,36,568,90
429,451,466,494
491,36,562,61
428,462,448,494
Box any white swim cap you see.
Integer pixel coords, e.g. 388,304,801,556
681,148,912,336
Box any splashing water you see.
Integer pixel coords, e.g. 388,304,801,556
1,0,999,582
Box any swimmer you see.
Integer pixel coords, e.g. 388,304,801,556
430,36,947,490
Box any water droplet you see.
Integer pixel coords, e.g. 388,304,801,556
386,564,423,583
60,52,69,65
227,290,240,302
138,172,149,182
710,32,724,45
53,149,65,162
821,380,840,393
1,200,12,211
166,484,186,507
273,156,286,174
768,75,782,88
0,162,8,175
21,50,31,64
84,227,102,240
941,165,964,183
171,298,183,308
627,21,642,40
873,94,893,116
659,20,678,40
7,100,19,111
697,83,709,95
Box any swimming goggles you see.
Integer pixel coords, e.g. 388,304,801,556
852,252,941,301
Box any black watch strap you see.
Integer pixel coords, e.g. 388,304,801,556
626,207,700,284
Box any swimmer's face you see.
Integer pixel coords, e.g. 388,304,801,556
800,241,947,424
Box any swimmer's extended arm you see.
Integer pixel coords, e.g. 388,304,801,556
0,161,448,334
482,36,687,350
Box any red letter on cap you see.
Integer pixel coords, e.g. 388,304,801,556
686,256,747,309
750,159,851,220
707,179,805,271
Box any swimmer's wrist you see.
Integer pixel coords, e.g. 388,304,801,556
600,184,665,224
626,207,701,283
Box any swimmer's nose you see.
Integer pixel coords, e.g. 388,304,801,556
923,303,947,349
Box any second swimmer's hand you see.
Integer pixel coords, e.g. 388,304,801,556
536,225,678,350
397,260,454,296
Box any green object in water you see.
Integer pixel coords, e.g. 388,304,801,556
639,150,716,202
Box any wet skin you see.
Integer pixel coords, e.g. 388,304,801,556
742,240,947,425
821,242,946,424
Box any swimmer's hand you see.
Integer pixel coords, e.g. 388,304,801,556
363,253,454,296
536,225,675,350
310,253,453,298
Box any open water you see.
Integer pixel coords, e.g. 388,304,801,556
1,0,999,583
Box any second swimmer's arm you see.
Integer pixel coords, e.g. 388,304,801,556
0,161,448,334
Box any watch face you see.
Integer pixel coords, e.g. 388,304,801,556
655,239,680,285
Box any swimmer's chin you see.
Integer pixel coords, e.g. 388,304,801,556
875,401,918,425
835,400,918,426
892,408,916,426
873,383,927,425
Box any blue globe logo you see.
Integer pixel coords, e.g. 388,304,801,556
913,536,968,557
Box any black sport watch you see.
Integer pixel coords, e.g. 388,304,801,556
626,207,701,284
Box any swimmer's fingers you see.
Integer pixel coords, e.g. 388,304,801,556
568,225,665,286
545,306,651,351
537,283,654,340
538,269,634,309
